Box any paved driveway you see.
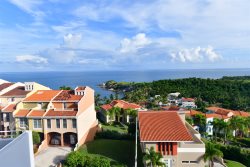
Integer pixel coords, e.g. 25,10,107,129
35,147,72,167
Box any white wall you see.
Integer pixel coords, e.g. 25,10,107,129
0,131,34,167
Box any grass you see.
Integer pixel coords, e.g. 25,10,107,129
225,160,246,167
101,122,128,134
79,139,135,166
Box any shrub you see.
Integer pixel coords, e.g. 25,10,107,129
64,151,85,167
64,152,111,167
128,123,136,136
95,130,133,140
85,156,111,167
32,131,40,145
237,138,250,148
215,143,250,167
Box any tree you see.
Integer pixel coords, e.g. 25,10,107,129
95,93,102,106
185,116,194,125
125,108,137,122
204,142,223,167
106,107,121,122
229,116,247,138
32,131,41,145
59,85,72,90
143,147,166,167
193,114,206,133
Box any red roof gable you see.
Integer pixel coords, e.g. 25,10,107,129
45,109,77,117
1,86,30,97
14,109,31,117
101,100,142,111
27,110,46,117
2,104,16,113
138,111,193,142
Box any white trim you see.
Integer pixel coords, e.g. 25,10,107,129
177,147,205,153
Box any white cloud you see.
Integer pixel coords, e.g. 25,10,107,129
120,33,151,53
8,0,44,18
170,46,221,63
16,55,48,64
63,33,82,48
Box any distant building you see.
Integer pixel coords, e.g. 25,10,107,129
14,86,98,149
167,92,180,105
0,131,34,167
138,111,205,167
0,81,50,136
180,98,197,109
100,100,144,123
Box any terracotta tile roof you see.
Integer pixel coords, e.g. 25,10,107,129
101,100,142,111
53,90,83,101
1,86,30,97
231,111,250,117
101,104,112,111
23,90,61,102
75,86,86,90
27,110,46,117
0,83,13,91
14,109,31,117
2,104,16,113
161,105,180,111
206,106,249,118
185,110,203,117
138,111,193,142
45,109,77,117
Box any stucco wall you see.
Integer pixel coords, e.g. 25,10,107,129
44,118,77,134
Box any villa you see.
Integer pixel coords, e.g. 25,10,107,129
0,80,50,136
185,107,250,136
99,100,144,123
13,86,98,148
138,111,205,167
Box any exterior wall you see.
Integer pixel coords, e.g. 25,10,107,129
23,102,38,109
76,103,97,144
25,82,50,97
28,118,43,132
0,131,35,167
0,97,24,108
142,142,205,167
44,118,77,134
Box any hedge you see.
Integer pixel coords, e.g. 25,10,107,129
95,130,133,140
215,144,250,167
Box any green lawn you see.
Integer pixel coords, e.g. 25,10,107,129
79,139,135,166
225,160,246,167
101,123,128,134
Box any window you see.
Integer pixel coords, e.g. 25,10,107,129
56,119,60,128
190,161,198,164
182,161,189,164
72,119,76,128
63,119,67,128
63,102,67,109
47,119,51,128
20,118,27,128
33,119,42,129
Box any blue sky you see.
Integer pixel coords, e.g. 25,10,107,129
0,0,250,71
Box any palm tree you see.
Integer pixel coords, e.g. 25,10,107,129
211,118,220,142
143,147,166,167
194,114,206,133
125,108,137,122
229,116,246,138
107,107,121,122
217,119,230,144
204,142,223,167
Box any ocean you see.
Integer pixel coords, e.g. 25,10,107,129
0,69,250,97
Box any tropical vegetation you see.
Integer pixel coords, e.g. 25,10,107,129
143,147,166,167
103,77,250,111
204,142,223,167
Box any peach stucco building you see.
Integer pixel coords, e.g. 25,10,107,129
14,86,98,148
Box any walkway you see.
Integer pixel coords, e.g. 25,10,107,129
35,147,72,167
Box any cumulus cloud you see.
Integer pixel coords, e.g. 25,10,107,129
120,33,151,53
63,33,82,48
16,55,48,64
170,46,221,63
